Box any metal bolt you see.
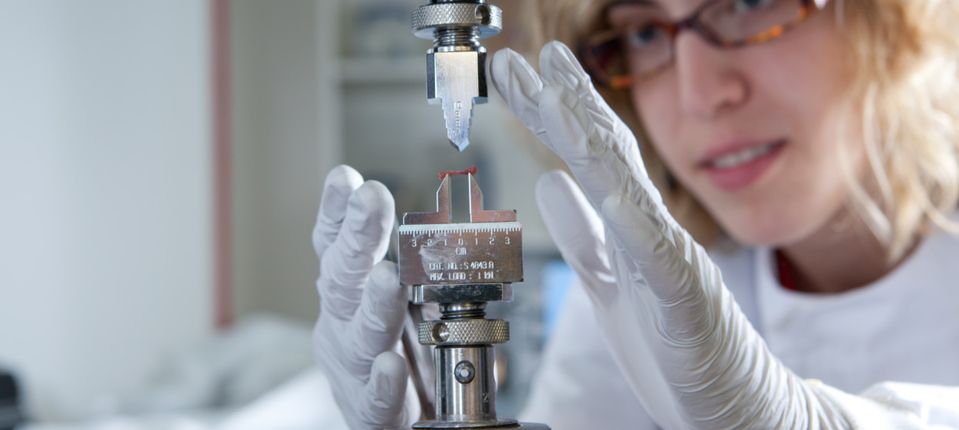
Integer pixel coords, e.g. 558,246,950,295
454,360,475,384
433,322,450,342
475,4,490,24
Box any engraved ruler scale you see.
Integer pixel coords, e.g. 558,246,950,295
398,169,550,430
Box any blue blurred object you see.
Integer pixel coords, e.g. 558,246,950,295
542,260,575,340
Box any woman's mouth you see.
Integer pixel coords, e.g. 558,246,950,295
699,140,787,191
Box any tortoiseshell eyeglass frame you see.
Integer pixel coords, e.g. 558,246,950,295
580,0,830,90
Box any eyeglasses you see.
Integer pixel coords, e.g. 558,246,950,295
581,0,830,90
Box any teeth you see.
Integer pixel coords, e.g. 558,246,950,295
711,142,777,169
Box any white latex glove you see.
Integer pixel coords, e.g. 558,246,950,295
312,165,413,430
491,41,933,429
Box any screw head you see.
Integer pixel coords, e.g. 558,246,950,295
454,360,475,384
433,322,450,342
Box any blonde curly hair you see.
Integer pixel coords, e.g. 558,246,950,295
525,0,959,260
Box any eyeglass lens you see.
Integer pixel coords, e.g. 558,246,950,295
586,0,812,87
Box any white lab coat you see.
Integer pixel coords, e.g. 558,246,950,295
520,225,959,429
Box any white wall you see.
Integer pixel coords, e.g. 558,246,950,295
231,0,339,321
0,0,214,420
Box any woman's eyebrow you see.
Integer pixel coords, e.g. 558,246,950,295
609,0,658,6
607,0,663,19
607,0,661,13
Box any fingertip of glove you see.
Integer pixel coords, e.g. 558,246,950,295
539,41,588,88
535,171,560,213
349,181,395,219
538,41,566,72
490,48,512,73
490,48,542,105
324,165,364,191
536,170,604,236
370,351,408,398
535,170,577,231
599,195,657,259
489,49,513,97
538,169,574,184
541,40,575,59
319,165,364,222
535,170,574,200
489,48,509,89
340,183,396,255
315,166,366,255
599,194,629,228
372,351,407,375
369,261,402,298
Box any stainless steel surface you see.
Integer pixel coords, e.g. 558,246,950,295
400,174,522,288
466,173,516,223
399,222,523,287
401,171,548,430
411,283,513,305
410,1,503,151
428,50,486,151
414,419,521,429
427,345,512,427
419,319,510,345
403,173,517,225
411,2,502,39
415,423,550,430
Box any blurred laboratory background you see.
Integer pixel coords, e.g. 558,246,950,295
0,0,569,428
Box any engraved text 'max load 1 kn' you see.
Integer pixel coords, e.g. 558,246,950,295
399,222,522,287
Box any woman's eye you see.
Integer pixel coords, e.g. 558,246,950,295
732,0,772,12
629,25,663,47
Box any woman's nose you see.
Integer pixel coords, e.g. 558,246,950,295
674,32,749,119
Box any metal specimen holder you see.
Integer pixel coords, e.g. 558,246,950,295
398,172,550,430
410,0,502,151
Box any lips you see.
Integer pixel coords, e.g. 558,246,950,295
698,139,787,191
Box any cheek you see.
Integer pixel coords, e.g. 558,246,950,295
728,30,862,243
630,78,686,172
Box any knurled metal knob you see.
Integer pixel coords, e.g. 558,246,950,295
411,2,503,40
419,319,509,345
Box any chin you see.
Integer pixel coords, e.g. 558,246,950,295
723,221,794,247
712,205,821,248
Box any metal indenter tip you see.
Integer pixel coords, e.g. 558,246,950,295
411,1,503,151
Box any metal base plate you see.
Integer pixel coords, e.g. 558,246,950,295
413,421,549,430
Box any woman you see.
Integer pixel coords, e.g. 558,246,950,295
313,0,959,428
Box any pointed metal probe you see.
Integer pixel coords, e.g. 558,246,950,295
441,96,474,152
412,1,502,152
429,50,485,151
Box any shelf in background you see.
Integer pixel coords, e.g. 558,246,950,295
337,57,424,85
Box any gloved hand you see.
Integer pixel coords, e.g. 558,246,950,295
491,41,928,429
312,165,414,430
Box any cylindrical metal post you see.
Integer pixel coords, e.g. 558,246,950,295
435,345,496,422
